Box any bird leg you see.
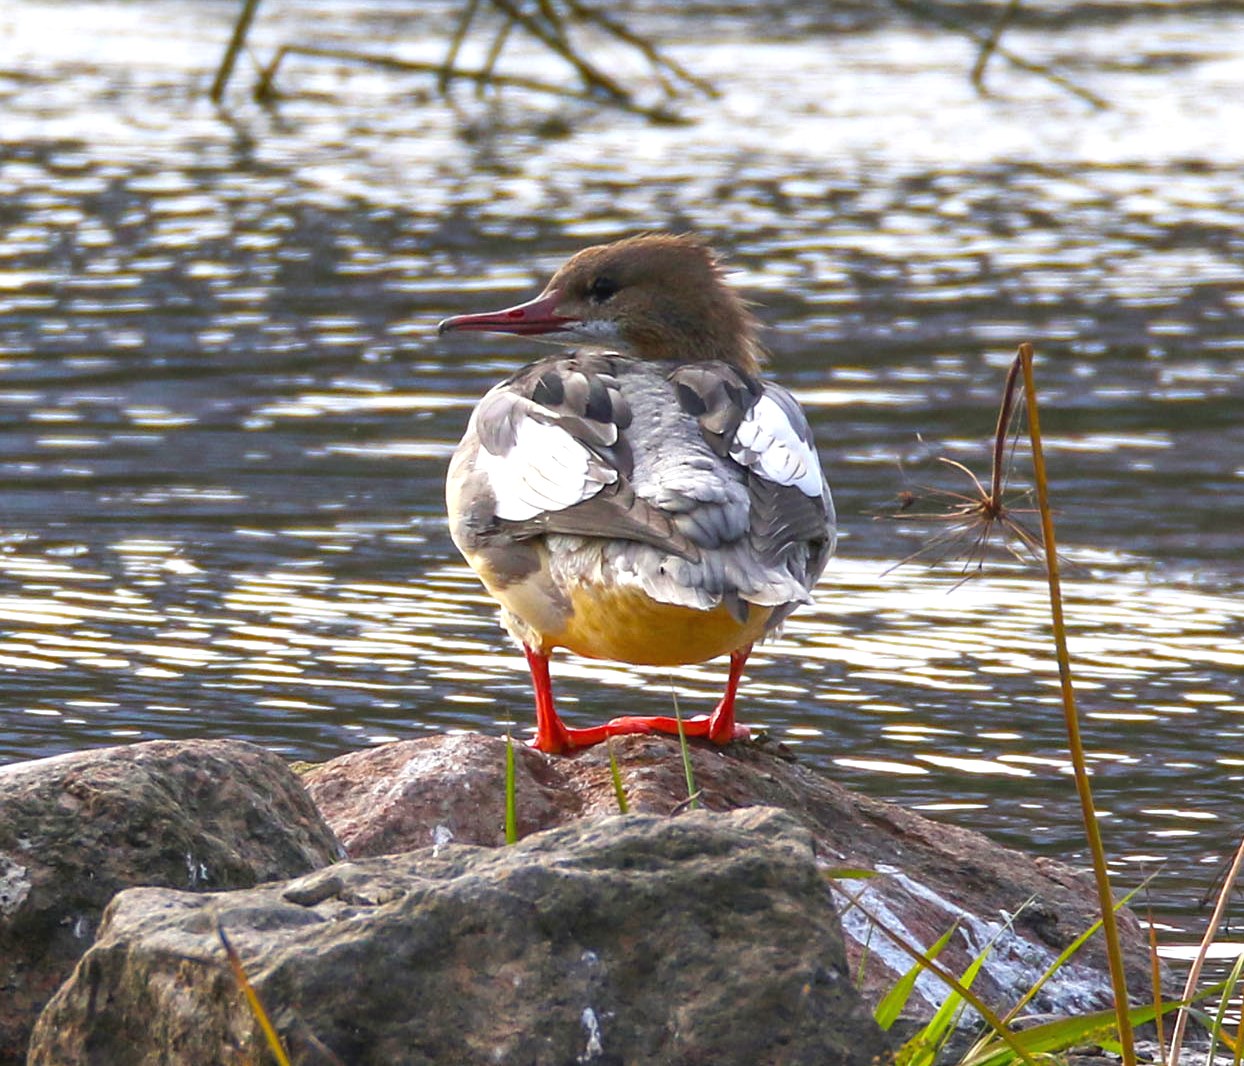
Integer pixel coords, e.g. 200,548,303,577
523,644,611,753
523,644,752,753
599,644,752,745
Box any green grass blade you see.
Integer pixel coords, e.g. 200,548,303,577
907,900,1050,1066
1204,948,1244,1066
958,880,1157,1066
1232,965,1244,1066
962,994,1200,1066
856,918,874,992
504,732,518,844
907,933,993,1066
606,737,629,814
671,689,698,809
833,882,1039,1066
893,898,1043,1066
995,878,1150,1029
875,922,958,1031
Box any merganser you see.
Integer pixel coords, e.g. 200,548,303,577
438,234,835,754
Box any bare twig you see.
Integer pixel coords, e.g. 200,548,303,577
253,44,683,120
220,0,710,123
563,0,719,98
536,0,570,45
487,0,630,104
439,0,481,92
210,0,264,103
887,0,1109,110
477,16,515,98
971,0,1024,90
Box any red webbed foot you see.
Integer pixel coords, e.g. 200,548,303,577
521,643,754,754
601,714,749,745
526,721,613,754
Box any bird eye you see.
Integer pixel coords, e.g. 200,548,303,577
587,276,619,303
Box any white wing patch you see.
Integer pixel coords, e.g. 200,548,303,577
476,415,616,521
729,392,824,498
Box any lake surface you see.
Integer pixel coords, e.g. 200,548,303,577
1,0,1242,937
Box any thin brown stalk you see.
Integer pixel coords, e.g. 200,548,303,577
439,0,481,91
563,0,719,98
218,921,292,1066
487,0,630,103
990,355,1023,506
1167,833,1244,1066
971,0,1023,90
885,0,1109,109
1019,341,1135,1066
211,0,264,103
1149,910,1168,1066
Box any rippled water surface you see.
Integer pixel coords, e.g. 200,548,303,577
2,0,1243,931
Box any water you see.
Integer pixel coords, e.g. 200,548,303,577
1,0,1242,936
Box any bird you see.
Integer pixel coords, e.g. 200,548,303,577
437,233,835,754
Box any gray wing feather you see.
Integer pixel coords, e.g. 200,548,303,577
474,355,700,560
457,353,834,631
669,364,836,613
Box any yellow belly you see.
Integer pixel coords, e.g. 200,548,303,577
552,585,772,666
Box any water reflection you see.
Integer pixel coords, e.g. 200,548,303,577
2,0,1244,935
2,537,1241,907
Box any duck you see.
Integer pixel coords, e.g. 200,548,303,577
437,233,835,754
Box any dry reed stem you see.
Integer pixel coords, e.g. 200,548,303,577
1166,833,1244,1066
218,921,292,1066
1019,341,1135,1066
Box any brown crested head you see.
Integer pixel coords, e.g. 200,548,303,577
438,233,764,374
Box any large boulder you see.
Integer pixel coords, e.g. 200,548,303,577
0,739,341,1065
305,733,1160,1022
29,807,891,1066
300,731,566,855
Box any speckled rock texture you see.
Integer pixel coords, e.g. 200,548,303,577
0,739,341,1065
28,807,892,1066
305,732,1163,1022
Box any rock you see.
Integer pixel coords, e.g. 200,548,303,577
0,739,342,1065
301,731,565,855
306,733,1161,1023
28,807,892,1066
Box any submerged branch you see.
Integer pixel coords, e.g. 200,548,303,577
439,0,482,92
886,0,1110,110
212,0,1104,120
562,0,719,98
971,0,1024,90
253,44,688,123
209,0,263,104
485,0,630,104
219,0,711,123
